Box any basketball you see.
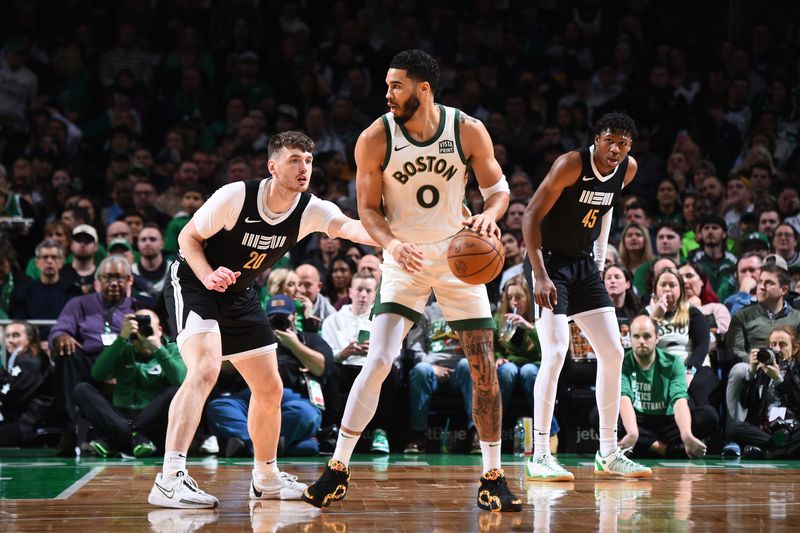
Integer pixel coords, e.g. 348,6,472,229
447,229,505,285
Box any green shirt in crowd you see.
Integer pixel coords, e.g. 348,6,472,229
621,346,689,416
91,336,186,410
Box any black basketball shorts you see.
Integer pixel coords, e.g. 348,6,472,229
524,253,612,317
165,261,277,359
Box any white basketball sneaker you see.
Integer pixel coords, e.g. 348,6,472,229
250,471,308,500
525,454,575,482
594,448,653,478
148,471,219,509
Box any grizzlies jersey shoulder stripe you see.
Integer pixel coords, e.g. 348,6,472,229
540,145,628,258
380,104,470,244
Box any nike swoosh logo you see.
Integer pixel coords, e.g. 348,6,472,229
394,145,410,151
244,217,262,223
155,482,175,499
488,443,500,447
252,480,262,498
582,175,595,182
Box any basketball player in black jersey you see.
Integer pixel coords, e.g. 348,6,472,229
522,112,653,480
148,131,376,508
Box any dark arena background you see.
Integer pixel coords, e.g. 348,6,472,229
1,0,800,531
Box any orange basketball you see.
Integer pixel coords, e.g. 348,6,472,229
447,229,506,285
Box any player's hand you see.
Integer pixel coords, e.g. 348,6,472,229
683,434,707,459
462,214,501,239
54,334,82,357
533,276,557,310
202,267,241,292
388,240,424,273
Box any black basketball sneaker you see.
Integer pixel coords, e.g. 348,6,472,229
477,469,523,512
301,459,351,508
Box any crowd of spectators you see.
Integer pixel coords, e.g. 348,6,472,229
2,1,800,458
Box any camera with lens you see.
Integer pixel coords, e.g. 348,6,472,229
269,313,293,332
135,314,154,338
756,347,780,365
767,418,800,446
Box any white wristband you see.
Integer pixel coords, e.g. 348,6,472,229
479,175,510,201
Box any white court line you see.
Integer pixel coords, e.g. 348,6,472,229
55,466,104,500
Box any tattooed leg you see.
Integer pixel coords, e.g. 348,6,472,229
458,328,502,441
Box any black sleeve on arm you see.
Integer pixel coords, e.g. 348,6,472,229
686,307,710,370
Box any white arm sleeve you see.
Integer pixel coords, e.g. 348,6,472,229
593,207,613,272
192,182,246,239
297,196,344,241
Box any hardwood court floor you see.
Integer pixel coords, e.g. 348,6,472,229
1,454,799,531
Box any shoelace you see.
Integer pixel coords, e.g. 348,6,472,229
278,472,300,485
612,449,644,470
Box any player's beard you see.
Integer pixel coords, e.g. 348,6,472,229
394,93,420,125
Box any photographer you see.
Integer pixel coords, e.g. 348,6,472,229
72,310,186,457
727,326,800,458
206,294,333,456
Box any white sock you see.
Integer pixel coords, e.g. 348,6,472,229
480,440,502,472
599,427,618,457
332,430,359,466
162,451,187,478
253,458,280,480
533,430,550,460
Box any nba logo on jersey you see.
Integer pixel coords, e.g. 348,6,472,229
438,140,454,154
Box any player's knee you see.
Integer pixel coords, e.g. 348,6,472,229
187,357,222,390
250,373,283,401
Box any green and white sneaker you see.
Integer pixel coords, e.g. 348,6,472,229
370,429,390,454
525,454,575,482
594,448,652,478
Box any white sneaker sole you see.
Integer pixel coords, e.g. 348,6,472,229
594,468,652,478
525,471,575,482
148,490,219,509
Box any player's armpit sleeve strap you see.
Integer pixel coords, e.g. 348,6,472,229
479,175,509,201
593,207,613,271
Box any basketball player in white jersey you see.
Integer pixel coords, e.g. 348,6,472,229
522,112,652,480
303,49,522,512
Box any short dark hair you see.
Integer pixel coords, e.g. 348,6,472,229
389,49,440,93
750,161,773,177
182,183,207,198
655,220,682,236
594,111,638,141
267,131,315,159
762,263,791,289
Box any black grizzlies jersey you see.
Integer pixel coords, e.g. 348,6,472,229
178,178,310,291
540,146,628,258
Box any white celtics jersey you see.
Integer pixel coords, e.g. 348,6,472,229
380,104,470,243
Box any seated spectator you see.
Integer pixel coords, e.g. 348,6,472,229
604,265,640,324
617,316,717,458
723,252,763,314
493,275,559,452
0,321,56,446
727,326,800,458
633,222,683,295
321,270,401,453
62,224,101,294
725,264,800,438
688,215,737,297
10,239,81,338
722,176,755,239
73,310,184,457
357,254,382,283
644,268,717,405
295,264,336,326
163,185,206,255
498,232,524,286
772,223,800,269
24,220,71,279
405,300,476,454
48,256,145,455
132,224,173,297
678,261,731,353
325,253,357,310
206,295,333,456
619,222,654,275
